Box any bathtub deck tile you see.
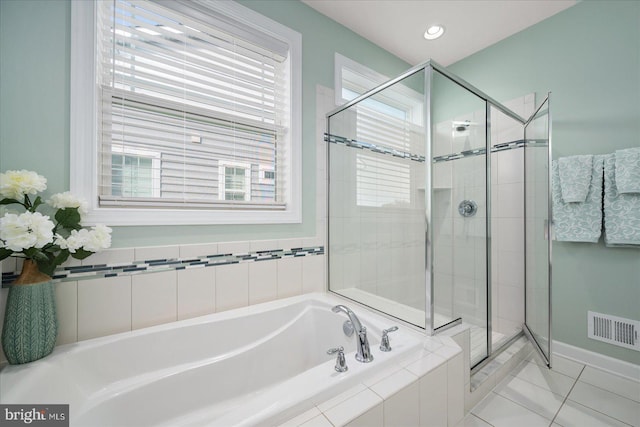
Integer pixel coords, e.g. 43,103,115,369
369,368,418,400
361,362,405,388
278,407,323,427
344,403,383,427
299,414,333,427
323,388,383,427
435,343,463,360
406,352,448,378
317,383,367,413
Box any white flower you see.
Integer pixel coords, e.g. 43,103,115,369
55,230,87,253
0,212,54,252
0,170,47,200
48,192,89,216
84,224,112,252
55,224,111,254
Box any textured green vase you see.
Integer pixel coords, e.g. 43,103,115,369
1,275,58,365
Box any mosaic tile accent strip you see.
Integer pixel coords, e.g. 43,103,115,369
327,133,547,165
432,140,528,163
325,133,426,163
1,246,324,287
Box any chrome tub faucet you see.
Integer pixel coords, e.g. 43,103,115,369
331,305,374,363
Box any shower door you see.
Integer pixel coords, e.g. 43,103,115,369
523,94,552,367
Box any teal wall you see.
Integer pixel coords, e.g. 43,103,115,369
0,0,409,247
450,1,640,364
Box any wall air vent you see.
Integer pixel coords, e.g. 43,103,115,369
588,311,640,352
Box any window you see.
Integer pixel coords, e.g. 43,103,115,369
335,54,423,209
218,161,250,201
70,0,301,225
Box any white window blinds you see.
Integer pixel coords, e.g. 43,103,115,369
338,63,422,209
97,0,291,210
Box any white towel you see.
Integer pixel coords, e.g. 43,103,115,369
558,155,593,203
615,147,640,194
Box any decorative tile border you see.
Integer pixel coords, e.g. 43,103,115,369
1,246,324,287
325,133,426,163
433,139,549,163
327,134,548,165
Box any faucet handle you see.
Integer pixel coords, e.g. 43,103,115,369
327,346,348,372
380,326,399,352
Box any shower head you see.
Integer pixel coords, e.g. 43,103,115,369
452,120,476,132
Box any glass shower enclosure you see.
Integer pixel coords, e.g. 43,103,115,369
326,60,552,370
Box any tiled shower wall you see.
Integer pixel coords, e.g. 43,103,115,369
0,86,333,365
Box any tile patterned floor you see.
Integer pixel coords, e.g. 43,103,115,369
459,353,640,427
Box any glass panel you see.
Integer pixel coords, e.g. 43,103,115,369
524,97,551,366
328,69,427,328
431,71,488,366
489,106,525,353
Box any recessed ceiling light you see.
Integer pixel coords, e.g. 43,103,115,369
424,24,445,40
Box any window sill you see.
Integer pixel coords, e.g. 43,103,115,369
82,207,301,226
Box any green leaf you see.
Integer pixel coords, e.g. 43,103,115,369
0,198,21,205
37,260,56,277
32,196,44,211
31,250,49,262
0,248,13,261
54,250,70,266
71,248,93,260
55,208,82,230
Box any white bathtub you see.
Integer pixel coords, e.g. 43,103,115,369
0,293,424,426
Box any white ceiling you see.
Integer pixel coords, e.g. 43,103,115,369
301,0,576,66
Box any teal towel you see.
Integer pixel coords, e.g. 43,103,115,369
604,154,640,246
552,156,603,243
558,155,593,202
615,147,640,194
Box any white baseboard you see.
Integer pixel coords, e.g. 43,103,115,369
553,340,640,380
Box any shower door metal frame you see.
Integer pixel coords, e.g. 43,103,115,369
523,93,553,368
425,64,434,336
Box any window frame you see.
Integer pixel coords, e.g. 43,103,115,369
70,0,301,225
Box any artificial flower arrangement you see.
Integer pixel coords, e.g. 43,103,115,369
0,169,112,277
0,170,113,364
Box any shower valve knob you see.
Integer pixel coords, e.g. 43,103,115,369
380,326,399,352
458,200,478,217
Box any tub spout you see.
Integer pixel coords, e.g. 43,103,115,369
331,305,374,363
